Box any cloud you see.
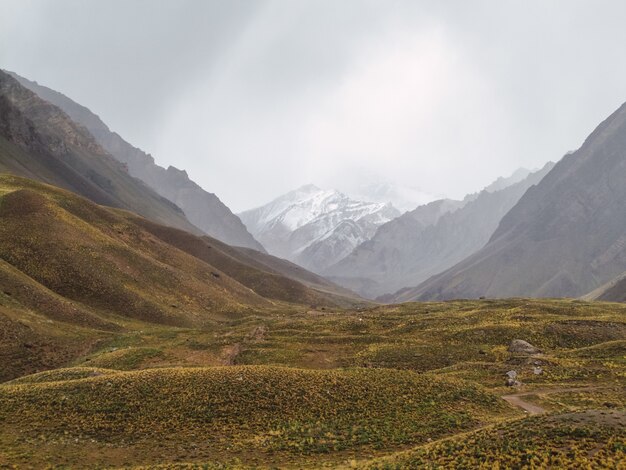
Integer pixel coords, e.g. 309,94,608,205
4,0,626,211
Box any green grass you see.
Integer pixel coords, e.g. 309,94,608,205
0,298,624,468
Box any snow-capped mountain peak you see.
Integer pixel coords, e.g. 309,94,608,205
239,185,401,272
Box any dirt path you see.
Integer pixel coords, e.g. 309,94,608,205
219,325,268,366
502,394,546,414
502,386,601,415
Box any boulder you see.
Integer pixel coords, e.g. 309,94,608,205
508,339,541,355
505,370,521,387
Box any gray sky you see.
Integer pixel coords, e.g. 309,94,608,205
3,0,626,211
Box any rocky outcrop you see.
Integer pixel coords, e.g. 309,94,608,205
508,340,541,355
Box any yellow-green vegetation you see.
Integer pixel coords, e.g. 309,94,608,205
1,176,625,468
363,410,626,469
0,366,509,468
1,298,624,468
0,174,363,381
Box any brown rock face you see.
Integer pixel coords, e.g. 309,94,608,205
0,70,200,234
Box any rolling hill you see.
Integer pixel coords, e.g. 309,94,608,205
0,174,363,381
1,296,624,467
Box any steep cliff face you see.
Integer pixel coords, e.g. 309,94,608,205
410,102,626,301
8,71,264,251
0,70,199,234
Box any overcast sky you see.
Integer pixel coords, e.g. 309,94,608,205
3,0,626,211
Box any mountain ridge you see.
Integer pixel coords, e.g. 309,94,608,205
325,165,554,299
7,70,264,251
407,100,626,301
0,69,203,235
239,184,400,272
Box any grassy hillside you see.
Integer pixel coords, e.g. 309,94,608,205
131,217,367,308
0,171,623,470
0,366,510,468
363,410,626,469
0,292,624,467
0,174,367,380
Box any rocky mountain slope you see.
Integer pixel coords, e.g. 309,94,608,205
8,71,263,251
582,271,626,302
326,165,553,299
0,70,203,235
239,184,400,273
408,101,626,301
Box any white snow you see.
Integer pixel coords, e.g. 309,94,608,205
238,184,401,270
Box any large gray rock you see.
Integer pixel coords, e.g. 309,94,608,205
508,339,541,355
505,370,521,387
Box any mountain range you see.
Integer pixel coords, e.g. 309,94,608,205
0,70,364,315
324,165,554,299
407,101,626,301
2,67,626,307
7,71,263,251
0,70,202,236
239,184,400,273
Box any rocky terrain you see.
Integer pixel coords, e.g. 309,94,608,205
0,70,202,235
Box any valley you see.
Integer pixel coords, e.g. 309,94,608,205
1,7,626,467
1,286,625,467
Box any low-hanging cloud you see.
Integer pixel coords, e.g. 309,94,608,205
3,0,626,211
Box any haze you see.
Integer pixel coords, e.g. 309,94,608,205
3,0,626,211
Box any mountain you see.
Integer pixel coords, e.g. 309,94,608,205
239,184,401,273
582,271,626,302
325,165,554,299
0,69,205,236
483,167,532,193
8,71,263,251
0,173,365,362
409,101,626,301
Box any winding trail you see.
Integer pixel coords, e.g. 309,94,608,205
502,386,602,415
